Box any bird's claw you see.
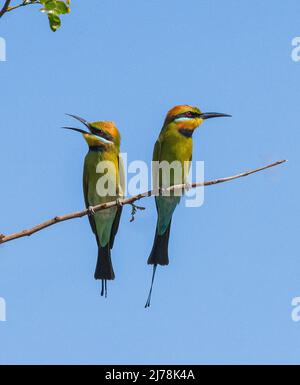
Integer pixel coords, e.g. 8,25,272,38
185,182,192,191
88,206,96,216
116,198,123,207
159,187,168,196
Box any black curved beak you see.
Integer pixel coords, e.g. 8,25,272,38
65,113,90,129
63,114,91,135
199,112,232,120
63,114,113,145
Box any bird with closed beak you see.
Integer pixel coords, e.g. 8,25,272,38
145,105,231,307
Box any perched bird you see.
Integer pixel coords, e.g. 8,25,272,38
145,105,231,307
64,114,124,297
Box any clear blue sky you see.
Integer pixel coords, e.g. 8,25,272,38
0,0,299,364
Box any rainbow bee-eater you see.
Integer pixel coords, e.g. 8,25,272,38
64,114,124,297
145,105,231,307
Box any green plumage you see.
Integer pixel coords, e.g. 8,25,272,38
84,150,120,244
145,105,230,307
148,121,193,267
64,114,125,297
83,146,123,283
153,125,192,237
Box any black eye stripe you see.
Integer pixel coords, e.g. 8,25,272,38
90,127,113,141
171,111,200,122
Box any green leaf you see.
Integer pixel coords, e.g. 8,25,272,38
55,1,69,14
44,1,57,11
48,12,61,32
40,0,70,31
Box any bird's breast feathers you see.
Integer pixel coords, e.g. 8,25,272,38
159,130,193,164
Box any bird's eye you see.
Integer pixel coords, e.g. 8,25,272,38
185,112,192,117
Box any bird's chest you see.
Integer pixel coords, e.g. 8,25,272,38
157,135,193,187
162,135,193,163
85,151,117,177
84,151,118,204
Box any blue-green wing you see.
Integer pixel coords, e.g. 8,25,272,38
109,154,124,248
153,138,180,235
83,162,101,250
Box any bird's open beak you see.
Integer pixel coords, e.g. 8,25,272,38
63,114,91,135
199,112,232,120
63,114,114,145
65,114,90,129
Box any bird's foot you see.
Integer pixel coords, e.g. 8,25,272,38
88,206,96,216
159,187,169,196
184,182,192,191
116,198,123,207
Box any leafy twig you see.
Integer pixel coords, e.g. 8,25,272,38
0,0,70,31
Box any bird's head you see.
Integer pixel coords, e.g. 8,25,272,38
63,114,121,149
164,105,231,137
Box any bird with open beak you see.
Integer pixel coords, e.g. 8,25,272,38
64,114,124,297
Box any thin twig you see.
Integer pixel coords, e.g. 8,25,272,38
0,0,40,17
6,3,26,12
0,0,11,18
0,160,287,245
130,203,146,222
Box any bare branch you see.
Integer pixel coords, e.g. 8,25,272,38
0,160,287,245
0,0,11,18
